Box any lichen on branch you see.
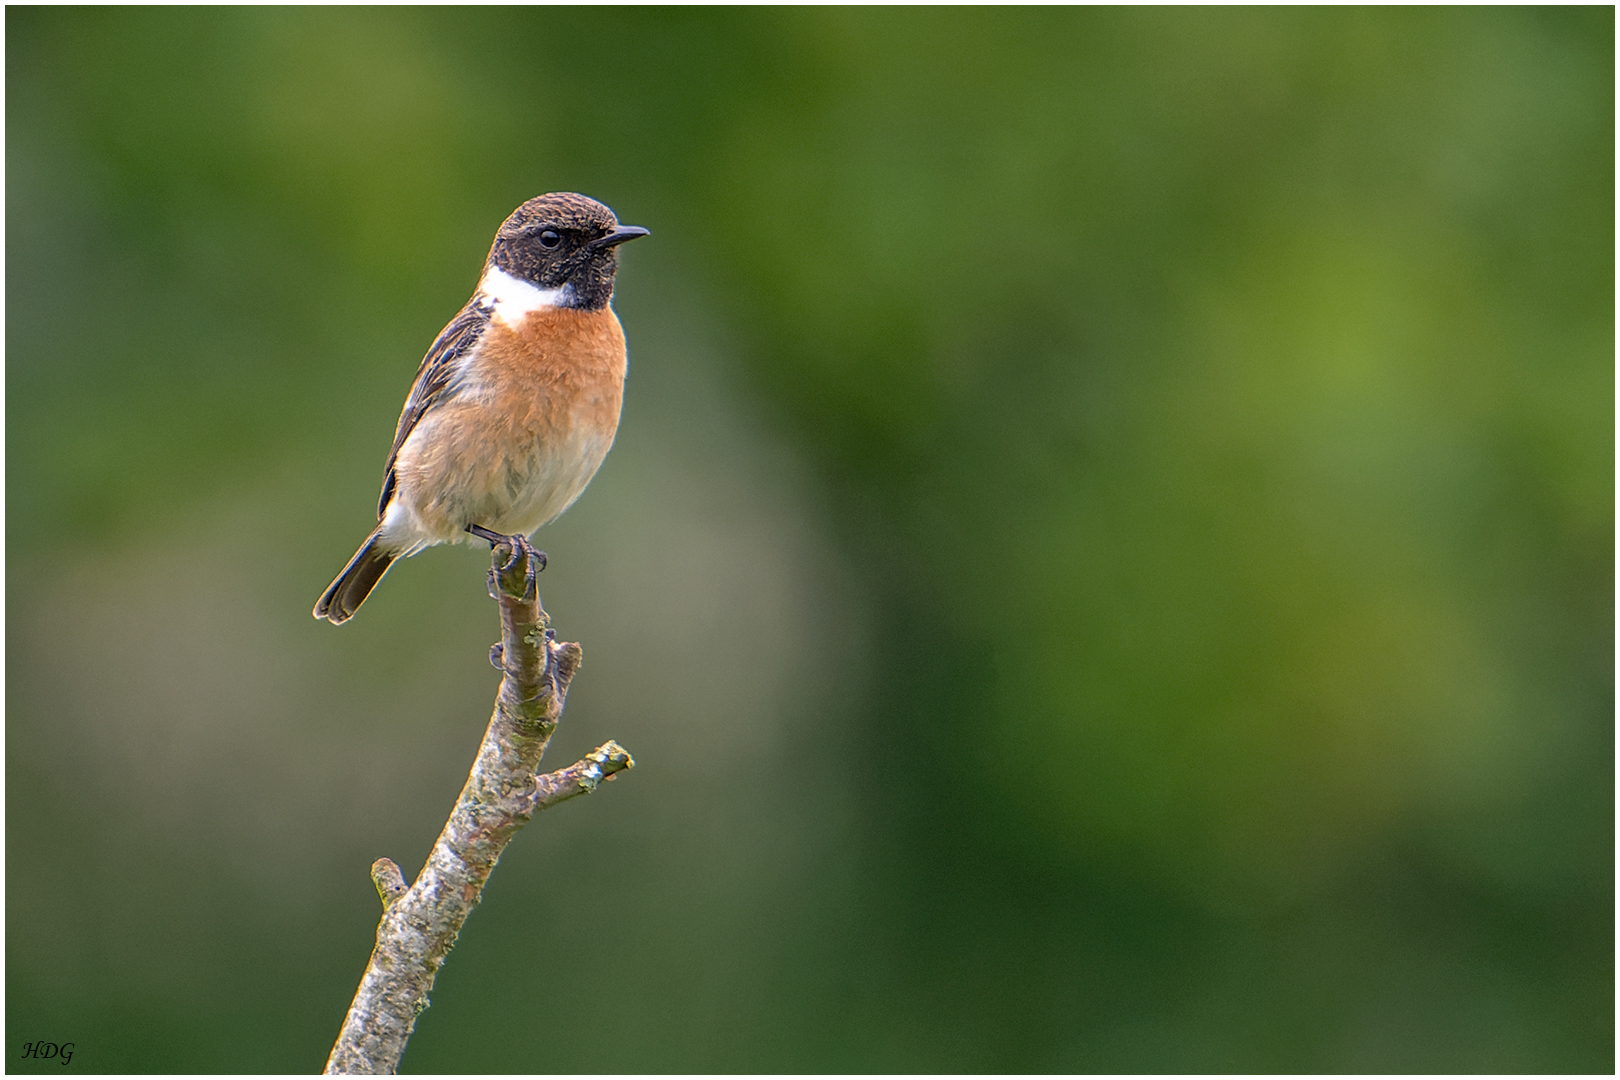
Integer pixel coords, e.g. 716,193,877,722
325,543,634,1075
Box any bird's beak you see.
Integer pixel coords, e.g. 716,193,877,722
590,225,650,250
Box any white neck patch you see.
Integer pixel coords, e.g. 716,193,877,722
480,265,572,326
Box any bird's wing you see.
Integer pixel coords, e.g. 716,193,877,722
376,295,493,520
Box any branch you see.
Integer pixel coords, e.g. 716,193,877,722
324,543,635,1075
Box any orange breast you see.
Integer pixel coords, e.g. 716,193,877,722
389,305,628,543
477,305,626,435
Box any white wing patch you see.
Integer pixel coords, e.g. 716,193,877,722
480,265,572,327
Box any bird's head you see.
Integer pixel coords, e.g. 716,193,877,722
487,192,648,311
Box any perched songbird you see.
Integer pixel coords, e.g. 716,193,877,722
315,192,648,623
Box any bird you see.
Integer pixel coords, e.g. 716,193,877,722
314,192,648,624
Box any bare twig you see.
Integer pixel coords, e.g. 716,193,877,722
324,544,635,1075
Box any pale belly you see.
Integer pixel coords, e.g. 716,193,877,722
379,397,617,554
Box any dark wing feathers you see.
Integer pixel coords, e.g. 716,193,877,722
376,297,492,520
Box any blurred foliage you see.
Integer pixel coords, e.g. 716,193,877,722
7,7,1612,1073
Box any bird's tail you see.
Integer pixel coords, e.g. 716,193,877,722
314,532,396,624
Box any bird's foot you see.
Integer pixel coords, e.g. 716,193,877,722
467,524,546,601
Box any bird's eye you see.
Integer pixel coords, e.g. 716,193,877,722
538,230,562,249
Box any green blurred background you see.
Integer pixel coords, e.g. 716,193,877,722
7,7,1613,1073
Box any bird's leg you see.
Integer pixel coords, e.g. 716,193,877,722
466,524,546,601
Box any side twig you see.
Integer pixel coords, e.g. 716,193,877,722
324,544,635,1075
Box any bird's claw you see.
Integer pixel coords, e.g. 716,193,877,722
468,524,546,602
502,536,544,602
